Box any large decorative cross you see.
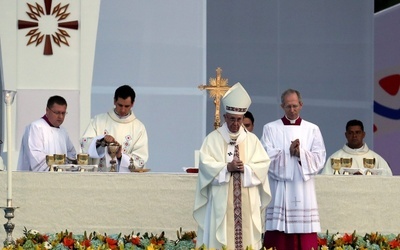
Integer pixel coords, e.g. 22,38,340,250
198,67,230,129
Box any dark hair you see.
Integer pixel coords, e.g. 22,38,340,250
47,95,67,108
244,111,254,124
281,89,302,104
114,85,136,103
346,119,364,131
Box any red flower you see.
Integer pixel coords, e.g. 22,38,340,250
342,233,354,244
43,235,49,242
389,239,400,248
318,237,327,246
109,244,118,250
63,237,75,248
131,236,140,245
81,239,91,247
150,238,165,245
106,237,118,249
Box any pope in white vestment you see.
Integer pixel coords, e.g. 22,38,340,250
193,83,271,250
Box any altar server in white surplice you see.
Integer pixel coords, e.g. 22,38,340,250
17,96,76,171
321,119,392,176
261,89,326,250
193,83,271,250
81,85,148,172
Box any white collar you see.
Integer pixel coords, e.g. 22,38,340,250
113,109,132,119
285,115,300,124
217,123,247,145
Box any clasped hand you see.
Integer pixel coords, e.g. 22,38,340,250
228,157,244,172
290,139,300,157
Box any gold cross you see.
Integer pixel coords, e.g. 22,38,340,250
198,67,230,129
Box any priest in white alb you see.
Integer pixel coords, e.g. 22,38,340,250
193,82,271,250
261,89,326,250
17,96,76,171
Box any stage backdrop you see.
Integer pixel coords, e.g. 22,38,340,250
2,1,391,174
0,0,100,170
91,1,376,172
91,1,207,172
374,4,400,175
206,1,383,172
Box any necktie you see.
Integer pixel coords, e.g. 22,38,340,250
233,144,243,250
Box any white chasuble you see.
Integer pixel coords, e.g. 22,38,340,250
194,123,271,250
321,143,392,176
81,109,148,172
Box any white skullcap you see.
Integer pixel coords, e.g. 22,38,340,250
222,82,251,115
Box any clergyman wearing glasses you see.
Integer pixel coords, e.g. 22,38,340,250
17,95,76,171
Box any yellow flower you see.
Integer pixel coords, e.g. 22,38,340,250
146,243,155,250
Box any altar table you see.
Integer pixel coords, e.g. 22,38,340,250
0,173,399,242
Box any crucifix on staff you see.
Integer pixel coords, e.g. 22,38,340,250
198,67,230,129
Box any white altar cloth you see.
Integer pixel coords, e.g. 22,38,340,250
0,172,198,241
0,173,400,241
315,175,400,235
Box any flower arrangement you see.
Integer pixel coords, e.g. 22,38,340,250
317,231,400,250
3,227,197,250
5,228,400,250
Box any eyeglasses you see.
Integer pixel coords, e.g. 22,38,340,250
283,104,300,110
49,109,68,116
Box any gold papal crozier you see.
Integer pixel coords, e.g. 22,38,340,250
198,67,230,129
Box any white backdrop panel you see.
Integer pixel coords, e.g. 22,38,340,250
91,1,206,172
206,0,374,163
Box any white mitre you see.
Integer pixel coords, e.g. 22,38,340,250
222,82,251,115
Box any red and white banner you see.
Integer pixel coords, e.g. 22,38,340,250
374,4,400,175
